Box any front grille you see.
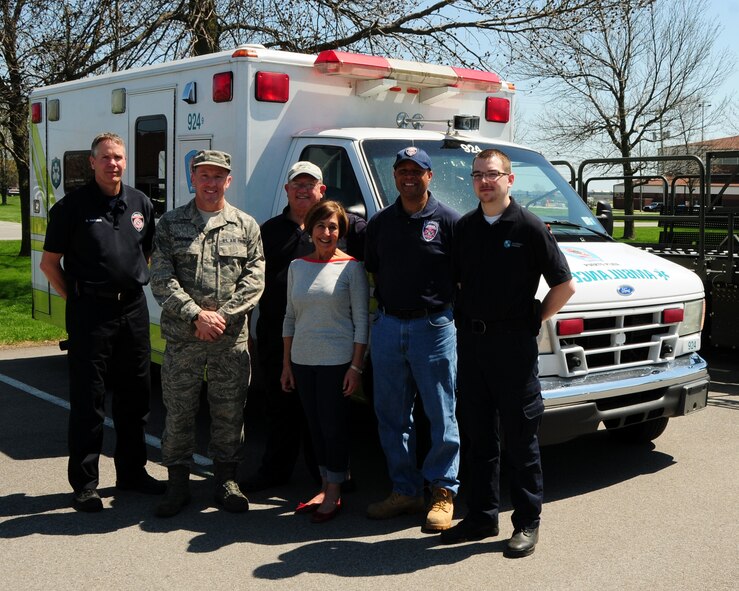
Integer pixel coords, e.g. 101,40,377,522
552,305,680,377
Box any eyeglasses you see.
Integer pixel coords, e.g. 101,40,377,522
471,171,509,182
289,181,320,190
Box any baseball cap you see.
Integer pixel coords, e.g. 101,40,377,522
394,147,432,170
287,161,323,182
192,150,231,171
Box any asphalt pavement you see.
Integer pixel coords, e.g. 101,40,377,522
0,344,737,591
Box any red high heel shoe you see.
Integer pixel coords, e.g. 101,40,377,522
294,501,321,514
311,498,342,523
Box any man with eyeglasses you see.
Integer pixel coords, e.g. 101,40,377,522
241,161,366,492
442,148,575,557
365,147,461,533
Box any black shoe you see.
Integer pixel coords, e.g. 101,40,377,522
116,471,167,495
439,518,499,544
73,489,103,512
238,472,287,493
504,527,539,558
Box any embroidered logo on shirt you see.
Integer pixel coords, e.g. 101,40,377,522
85,218,103,223
131,212,145,232
422,220,439,242
503,240,522,248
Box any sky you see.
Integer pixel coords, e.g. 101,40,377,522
514,0,739,151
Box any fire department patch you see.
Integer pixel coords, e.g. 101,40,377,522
131,212,145,232
422,220,439,242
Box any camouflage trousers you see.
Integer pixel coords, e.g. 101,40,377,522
161,338,251,466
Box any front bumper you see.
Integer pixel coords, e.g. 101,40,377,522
539,353,710,445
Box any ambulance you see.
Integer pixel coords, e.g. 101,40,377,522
29,45,709,444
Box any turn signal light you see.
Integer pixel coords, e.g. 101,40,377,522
31,102,43,123
255,71,289,103
662,308,684,324
213,72,233,103
486,97,510,123
557,318,584,336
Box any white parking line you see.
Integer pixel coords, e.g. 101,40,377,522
0,372,213,467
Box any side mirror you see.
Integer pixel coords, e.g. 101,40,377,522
596,200,613,236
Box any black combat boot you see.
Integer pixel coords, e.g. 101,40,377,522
155,465,191,518
214,461,249,513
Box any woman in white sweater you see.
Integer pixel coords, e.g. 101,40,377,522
281,200,369,523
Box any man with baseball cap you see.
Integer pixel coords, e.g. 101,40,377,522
240,160,366,493
365,146,461,532
151,149,265,517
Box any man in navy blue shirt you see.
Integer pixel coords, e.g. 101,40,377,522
365,147,461,532
40,132,163,512
442,148,575,557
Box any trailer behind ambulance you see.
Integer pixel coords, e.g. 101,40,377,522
29,45,709,445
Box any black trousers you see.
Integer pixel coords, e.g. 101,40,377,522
254,324,318,484
456,328,544,531
292,362,351,482
65,290,151,492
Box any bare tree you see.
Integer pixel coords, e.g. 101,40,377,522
1,0,631,254
0,0,183,255
168,1,632,63
505,0,734,238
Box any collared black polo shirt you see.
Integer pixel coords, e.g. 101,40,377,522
258,206,366,325
44,181,154,289
365,192,459,310
454,198,571,327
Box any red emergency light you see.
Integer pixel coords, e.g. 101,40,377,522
212,71,233,103
314,50,504,93
662,308,684,324
255,71,290,103
31,102,43,124
314,51,391,79
557,318,585,336
451,67,502,93
486,97,510,123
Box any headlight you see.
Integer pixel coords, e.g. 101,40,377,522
679,299,705,336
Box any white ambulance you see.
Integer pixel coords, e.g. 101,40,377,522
29,45,709,444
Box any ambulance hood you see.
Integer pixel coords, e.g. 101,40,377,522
542,242,705,307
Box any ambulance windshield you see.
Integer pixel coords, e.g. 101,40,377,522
362,139,608,241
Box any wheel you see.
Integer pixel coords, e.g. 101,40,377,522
608,417,669,444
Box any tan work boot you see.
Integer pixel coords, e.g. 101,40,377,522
366,491,425,520
424,487,454,532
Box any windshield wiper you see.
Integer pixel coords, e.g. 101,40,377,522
546,220,613,240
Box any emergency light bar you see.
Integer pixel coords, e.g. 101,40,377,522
314,50,503,93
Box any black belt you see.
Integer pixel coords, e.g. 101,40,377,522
380,303,451,320
78,284,142,302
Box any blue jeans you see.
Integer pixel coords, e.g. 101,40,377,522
370,308,460,496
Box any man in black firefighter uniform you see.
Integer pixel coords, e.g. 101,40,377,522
40,132,164,512
442,148,575,557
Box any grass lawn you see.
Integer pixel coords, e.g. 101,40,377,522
0,195,22,223
0,240,67,346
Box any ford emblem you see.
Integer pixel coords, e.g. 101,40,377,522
617,285,635,296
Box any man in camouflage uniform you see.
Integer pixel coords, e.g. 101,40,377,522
151,150,265,517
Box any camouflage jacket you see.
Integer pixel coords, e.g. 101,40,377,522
151,199,265,343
